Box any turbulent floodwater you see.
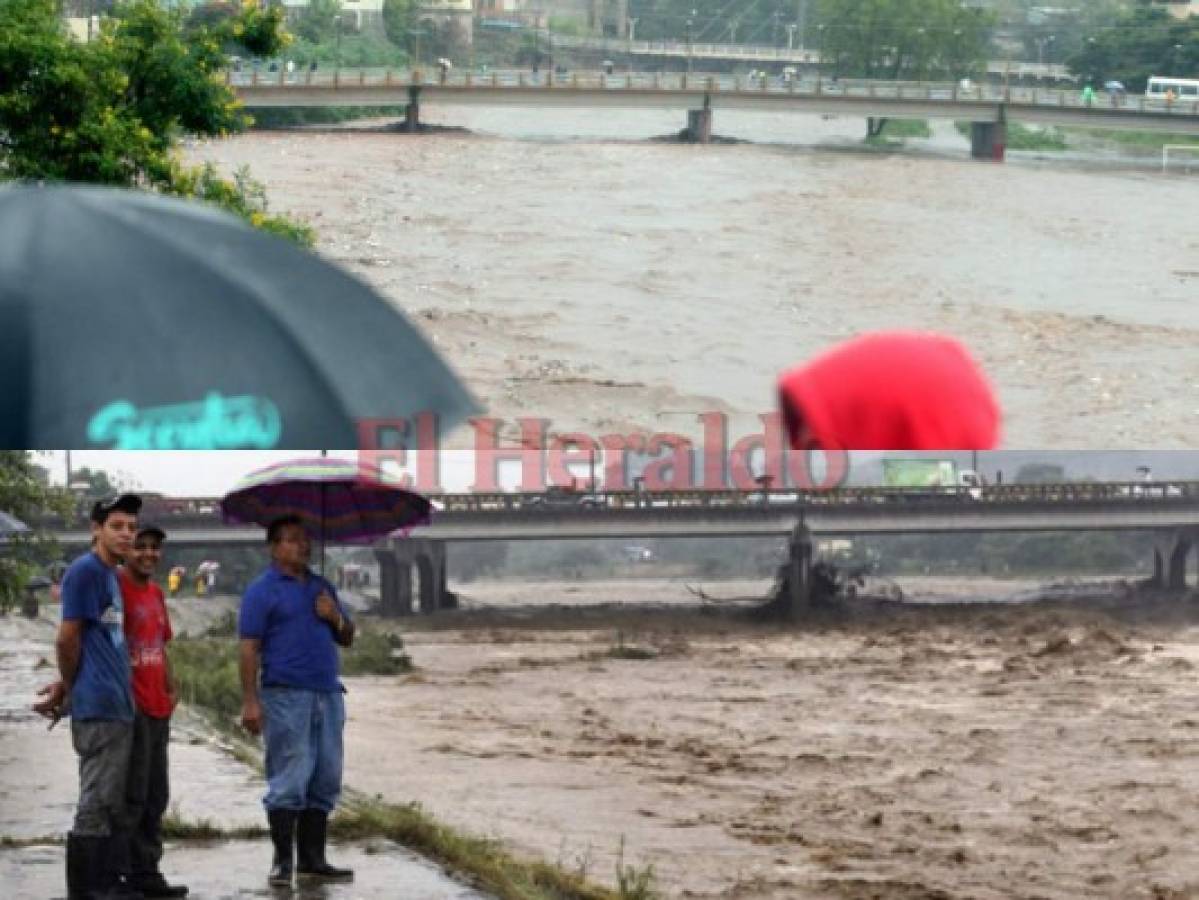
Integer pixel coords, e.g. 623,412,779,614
188,109,1199,447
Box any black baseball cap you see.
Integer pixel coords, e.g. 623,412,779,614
135,523,166,543
90,493,142,524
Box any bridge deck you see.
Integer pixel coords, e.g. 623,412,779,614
231,71,1199,135
44,484,1199,545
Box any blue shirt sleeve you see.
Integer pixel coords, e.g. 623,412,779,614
61,560,103,623
239,580,270,639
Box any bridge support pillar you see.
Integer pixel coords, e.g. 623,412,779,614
374,548,413,617
685,96,712,144
970,108,1006,161
415,540,450,613
785,522,813,618
1167,533,1195,591
404,86,421,134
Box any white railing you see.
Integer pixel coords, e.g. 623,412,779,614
227,68,1199,118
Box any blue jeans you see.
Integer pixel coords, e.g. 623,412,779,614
260,687,345,813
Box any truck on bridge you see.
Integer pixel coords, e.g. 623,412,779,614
882,459,983,497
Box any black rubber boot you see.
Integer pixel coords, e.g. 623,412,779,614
66,833,92,900
67,834,144,900
296,809,353,882
267,810,297,887
128,872,188,898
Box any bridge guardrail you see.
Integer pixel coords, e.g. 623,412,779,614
228,69,1199,119
33,482,1199,530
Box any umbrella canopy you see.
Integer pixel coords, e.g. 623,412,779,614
221,457,432,545
0,185,480,448
778,331,1001,450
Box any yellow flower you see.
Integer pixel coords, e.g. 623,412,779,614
250,212,266,227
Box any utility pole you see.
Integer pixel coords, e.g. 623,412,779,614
686,8,696,74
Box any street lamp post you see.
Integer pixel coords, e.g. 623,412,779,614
786,23,798,51
335,15,343,73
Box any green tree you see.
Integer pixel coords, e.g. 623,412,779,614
381,0,415,47
813,0,993,82
296,0,343,44
0,0,313,246
69,466,122,501
0,453,71,614
1067,6,1199,92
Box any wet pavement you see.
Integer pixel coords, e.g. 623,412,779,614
1,839,486,899
0,613,489,899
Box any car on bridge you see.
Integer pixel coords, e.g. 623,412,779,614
523,486,605,510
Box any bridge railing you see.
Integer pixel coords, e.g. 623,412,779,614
227,69,1199,118
31,481,1199,532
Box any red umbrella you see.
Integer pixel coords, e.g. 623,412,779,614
778,331,1000,450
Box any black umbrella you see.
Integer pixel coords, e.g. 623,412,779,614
0,185,480,448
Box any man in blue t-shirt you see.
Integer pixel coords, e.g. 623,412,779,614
238,515,356,887
55,494,143,900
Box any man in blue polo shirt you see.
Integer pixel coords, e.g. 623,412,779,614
238,515,355,887
56,494,143,900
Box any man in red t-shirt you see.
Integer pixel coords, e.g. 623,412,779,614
115,525,188,899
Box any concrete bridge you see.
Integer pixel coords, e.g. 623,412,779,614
231,69,1199,159
47,482,1199,615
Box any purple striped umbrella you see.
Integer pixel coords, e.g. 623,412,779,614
221,458,431,569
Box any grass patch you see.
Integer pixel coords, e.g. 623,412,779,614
332,798,650,900
171,624,413,735
878,118,932,139
954,121,1067,151
247,106,407,128
863,118,932,148
160,812,266,842
0,834,63,848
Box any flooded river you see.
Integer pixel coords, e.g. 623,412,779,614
189,108,1199,449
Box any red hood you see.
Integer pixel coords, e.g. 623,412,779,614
777,332,1001,450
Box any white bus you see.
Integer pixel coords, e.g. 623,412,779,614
1146,76,1199,99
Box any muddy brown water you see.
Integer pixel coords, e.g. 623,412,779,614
336,579,1199,898
186,109,1199,449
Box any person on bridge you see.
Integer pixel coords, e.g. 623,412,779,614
777,331,1001,450
238,516,355,887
